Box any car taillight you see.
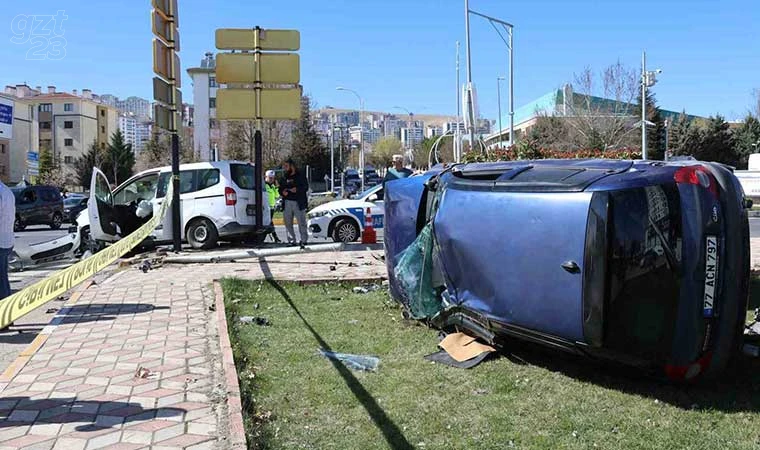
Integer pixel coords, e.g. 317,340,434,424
674,165,719,198
225,187,237,206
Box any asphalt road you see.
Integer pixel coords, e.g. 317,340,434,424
752,217,760,238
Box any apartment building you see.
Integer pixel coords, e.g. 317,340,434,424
0,92,38,184
187,52,220,161
118,113,151,154
4,84,118,172
400,127,424,148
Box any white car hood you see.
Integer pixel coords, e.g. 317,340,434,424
309,199,373,215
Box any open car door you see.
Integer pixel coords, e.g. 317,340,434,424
88,168,119,242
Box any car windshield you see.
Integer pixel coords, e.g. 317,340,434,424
346,172,360,180
358,186,382,200
10,188,23,200
605,184,682,360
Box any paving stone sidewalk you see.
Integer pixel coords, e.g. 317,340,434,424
0,248,386,450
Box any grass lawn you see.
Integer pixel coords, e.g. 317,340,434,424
222,279,760,450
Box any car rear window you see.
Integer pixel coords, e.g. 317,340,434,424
605,184,682,360
231,163,255,190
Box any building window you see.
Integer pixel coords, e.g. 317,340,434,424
101,110,106,117
64,103,73,112
64,121,73,129
0,144,5,154
64,156,73,164
209,98,216,108
101,143,106,150
209,119,217,129
101,126,106,133
39,103,52,112
40,122,51,130
209,77,217,88
64,138,73,146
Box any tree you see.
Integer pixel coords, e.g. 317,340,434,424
565,61,640,151
733,115,760,169
103,129,135,185
694,115,736,166
416,136,455,168
668,111,702,157
637,89,666,159
223,121,252,161
529,115,571,151
74,141,105,188
370,137,403,168
38,145,54,180
291,96,328,178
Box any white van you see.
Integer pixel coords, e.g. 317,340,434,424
79,161,272,250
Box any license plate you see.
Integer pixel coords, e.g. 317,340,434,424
703,236,719,317
246,205,255,216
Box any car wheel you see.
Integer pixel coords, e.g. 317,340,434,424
14,217,25,232
50,213,63,230
187,218,219,250
332,219,359,243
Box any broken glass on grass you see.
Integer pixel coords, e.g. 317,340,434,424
318,349,380,371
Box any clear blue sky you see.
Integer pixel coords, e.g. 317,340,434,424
2,0,758,122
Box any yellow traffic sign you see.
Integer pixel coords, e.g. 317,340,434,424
152,0,178,25
154,103,178,131
153,38,174,81
216,53,300,84
152,10,179,51
215,28,300,51
216,88,301,120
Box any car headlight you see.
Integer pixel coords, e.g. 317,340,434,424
308,211,329,219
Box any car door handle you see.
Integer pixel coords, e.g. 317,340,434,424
561,260,580,274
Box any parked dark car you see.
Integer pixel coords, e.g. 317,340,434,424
63,196,89,223
385,159,750,381
12,185,65,231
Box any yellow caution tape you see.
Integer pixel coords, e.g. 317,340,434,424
0,184,174,329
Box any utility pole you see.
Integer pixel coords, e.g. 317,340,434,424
464,0,476,151
508,26,514,146
641,51,647,160
329,122,335,192
455,40,461,162
497,76,505,148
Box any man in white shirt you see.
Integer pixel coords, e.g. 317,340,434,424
0,180,14,300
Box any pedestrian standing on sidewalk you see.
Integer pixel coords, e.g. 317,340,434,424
265,170,281,243
0,180,15,300
384,154,414,183
279,159,309,248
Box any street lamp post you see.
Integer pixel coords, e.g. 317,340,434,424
329,122,335,192
497,76,505,148
393,106,414,154
466,4,514,149
336,87,364,193
641,50,662,160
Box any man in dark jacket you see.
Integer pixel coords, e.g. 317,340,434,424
279,159,309,248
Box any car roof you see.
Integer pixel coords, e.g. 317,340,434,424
133,160,252,176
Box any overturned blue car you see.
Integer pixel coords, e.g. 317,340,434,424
384,159,751,381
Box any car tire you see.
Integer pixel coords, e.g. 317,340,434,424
187,218,219,250
14,216,25,232
50,213,63,230
332,219,359,243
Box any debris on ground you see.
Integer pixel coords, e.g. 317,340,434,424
352,284,381,294
330,265,337,271
424,332,496,369
135,366,157,379
239,316,271,326
347,320,359,325
318,349,380,371
45,308,59,314
208,304,216,312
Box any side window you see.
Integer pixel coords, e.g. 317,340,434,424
42,189,59,202
22,189,37,204
113,174,159,205
156,171,196,198
230,164,255,190
197,169,220,191
94,174,112,205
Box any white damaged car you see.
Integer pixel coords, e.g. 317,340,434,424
307,184,385,243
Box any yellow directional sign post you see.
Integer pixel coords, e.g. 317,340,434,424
152,0,182,251
214,26,302,231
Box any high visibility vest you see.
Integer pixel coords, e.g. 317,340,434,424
265,183,279,207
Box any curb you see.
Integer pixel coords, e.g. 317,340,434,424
0,279,95,391
213,281,248,450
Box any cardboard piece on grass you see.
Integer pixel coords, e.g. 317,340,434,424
439,332,495,363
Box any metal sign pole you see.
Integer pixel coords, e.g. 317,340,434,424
254,129,263,232
171,131,181,252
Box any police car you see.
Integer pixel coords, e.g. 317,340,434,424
307,184,385,243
